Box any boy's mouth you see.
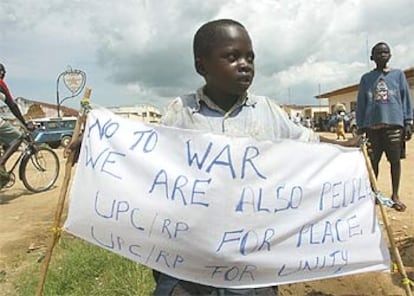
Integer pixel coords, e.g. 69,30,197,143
237,75,252,84
236,80,252,88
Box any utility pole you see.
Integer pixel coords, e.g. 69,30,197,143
366,34,370,70
318,84,321,108
288,87,291,105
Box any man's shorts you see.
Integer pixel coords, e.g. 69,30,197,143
0,120,22,146
366,127,404,163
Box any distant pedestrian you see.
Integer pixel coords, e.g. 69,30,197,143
356,42,413,212
304,116,312,129
293,112,301,125
318,116,324,131
336,112,346,140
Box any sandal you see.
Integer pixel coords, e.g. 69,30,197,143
391,199,407,212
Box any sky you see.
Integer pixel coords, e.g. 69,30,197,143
1,0,414,113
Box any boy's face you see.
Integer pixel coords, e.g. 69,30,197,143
371,43,391,67
198,25,255,98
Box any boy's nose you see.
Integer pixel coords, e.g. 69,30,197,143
238,59,253,72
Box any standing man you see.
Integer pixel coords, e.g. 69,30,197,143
0,63,27,188
356,42,413,212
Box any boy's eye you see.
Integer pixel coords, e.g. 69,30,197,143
246,53,255,63
226,53,237,62
222,51,255,63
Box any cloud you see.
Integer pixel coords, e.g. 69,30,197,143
1,0,413,110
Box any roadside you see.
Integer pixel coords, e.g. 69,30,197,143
0,134,413,296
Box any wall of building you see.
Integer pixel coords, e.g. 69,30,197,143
108,104,162,124
327,91,358,113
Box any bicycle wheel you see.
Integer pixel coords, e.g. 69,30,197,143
20,146,60,192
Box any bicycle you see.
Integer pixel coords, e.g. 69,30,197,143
0,130,60,192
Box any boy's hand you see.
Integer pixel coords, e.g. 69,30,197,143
356,128,366,135
339,134,364,147
25,121,35,131
63,137,82,164
404,124,412,141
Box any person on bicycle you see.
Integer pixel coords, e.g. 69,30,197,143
0,63,30,188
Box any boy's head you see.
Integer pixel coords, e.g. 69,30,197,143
370,42,391,68
193,19,255,98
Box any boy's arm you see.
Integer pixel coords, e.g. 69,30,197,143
355,76,367,134
400,71,413,140
319,134,363,147
400,71,413,124
160,97,183,127
266,98,319,142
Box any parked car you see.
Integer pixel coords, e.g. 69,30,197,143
29,117,77,149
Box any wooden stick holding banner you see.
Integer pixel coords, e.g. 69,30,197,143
360,142,413,296
36,87,92,296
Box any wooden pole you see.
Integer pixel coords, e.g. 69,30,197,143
360,142,413,296
35,87,92,296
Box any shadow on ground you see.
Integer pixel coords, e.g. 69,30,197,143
0,188,35,204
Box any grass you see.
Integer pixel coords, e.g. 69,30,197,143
14,234,155,296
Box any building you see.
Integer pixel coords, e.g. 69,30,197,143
1,97,163,125
315,67,414,113
0,97,78,122
107,104,162,124
282,104,330,121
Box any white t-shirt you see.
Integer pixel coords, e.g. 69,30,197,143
162,88,319,143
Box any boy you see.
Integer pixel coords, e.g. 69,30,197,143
156,19,360,295
356,42,413,212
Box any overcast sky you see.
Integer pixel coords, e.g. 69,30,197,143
1,0,413,113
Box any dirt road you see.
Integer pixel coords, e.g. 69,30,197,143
0,135,413,296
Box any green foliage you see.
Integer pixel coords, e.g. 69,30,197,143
15,235,155,296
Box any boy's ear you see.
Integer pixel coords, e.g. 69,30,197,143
195,58,207,76
370,55,374,61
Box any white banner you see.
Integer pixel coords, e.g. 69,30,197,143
64,107,390,288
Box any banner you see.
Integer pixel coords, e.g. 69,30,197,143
64,107,390,288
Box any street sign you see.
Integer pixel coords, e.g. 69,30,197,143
63,70,85,94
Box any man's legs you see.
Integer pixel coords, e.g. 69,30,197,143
0,155,10,189
366,129,384,207
0,121,22,188
390,160,401,200
366,129,383,178
384,128,406,211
